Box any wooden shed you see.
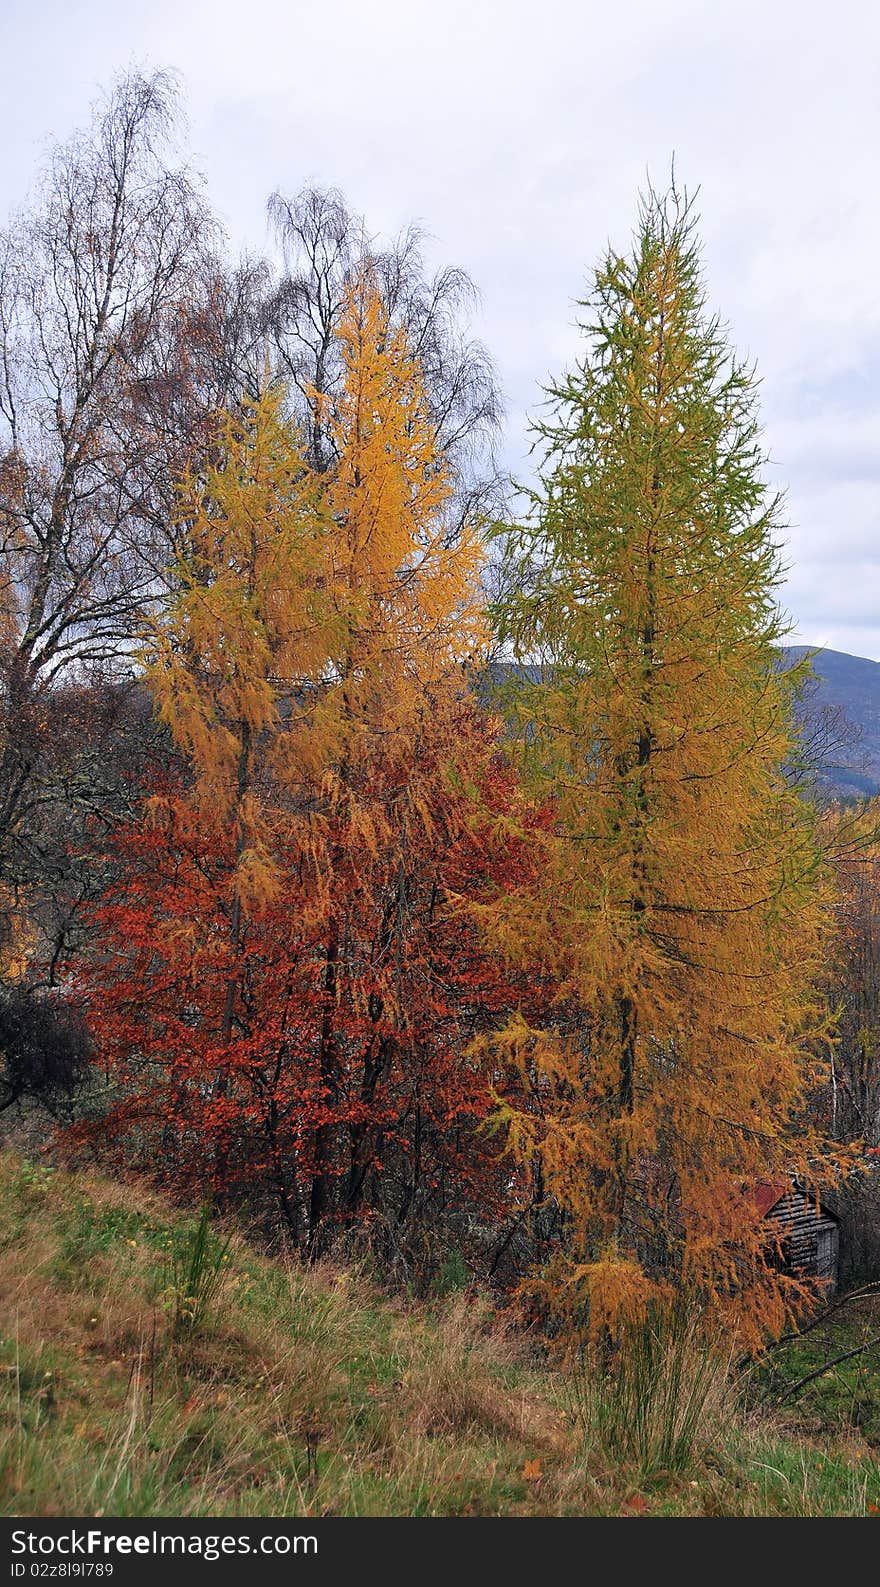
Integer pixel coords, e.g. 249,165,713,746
751,1181,840,1292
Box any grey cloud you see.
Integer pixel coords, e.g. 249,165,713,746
3,0,878,652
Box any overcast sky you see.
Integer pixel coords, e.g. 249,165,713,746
3,0,879,655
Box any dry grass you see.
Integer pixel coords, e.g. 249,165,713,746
1,1151,878,1517
0,1154,558,1515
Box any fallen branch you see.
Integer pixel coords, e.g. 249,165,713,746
774,1330,880,1406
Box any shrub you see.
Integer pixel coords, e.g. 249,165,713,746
0,988,92,1116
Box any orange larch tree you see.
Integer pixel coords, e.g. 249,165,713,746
477,189,835,1342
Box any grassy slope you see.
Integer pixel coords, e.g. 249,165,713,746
1,1151,878,1518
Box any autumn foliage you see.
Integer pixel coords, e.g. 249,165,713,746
58,200,851,1340
78,281,541,1264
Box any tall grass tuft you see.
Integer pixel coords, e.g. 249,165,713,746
163,1206,232,1337
567,1301,732,1478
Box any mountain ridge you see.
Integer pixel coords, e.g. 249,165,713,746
487,648,880,799
784,646,880,797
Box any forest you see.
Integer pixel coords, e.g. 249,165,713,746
2,70,880,1519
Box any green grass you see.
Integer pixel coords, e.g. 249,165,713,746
1,1151,878,1517
754,1293,880,1448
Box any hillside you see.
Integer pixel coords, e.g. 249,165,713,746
1,1152,878,1518
785,647,880,797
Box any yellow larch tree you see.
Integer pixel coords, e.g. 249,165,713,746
301,275,489,1244
144,382,335,1043
133,277,493,1247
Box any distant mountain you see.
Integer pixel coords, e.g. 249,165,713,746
488,649,880,800
784,647,880,798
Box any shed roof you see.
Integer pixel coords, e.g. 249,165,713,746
748,1181,790,1218
746,1181,839,1222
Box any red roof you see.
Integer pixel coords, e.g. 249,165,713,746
746,1181,789,1218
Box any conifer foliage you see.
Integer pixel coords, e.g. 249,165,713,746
81,281,527,1260
479,189,832,1338
67,182,842,1337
